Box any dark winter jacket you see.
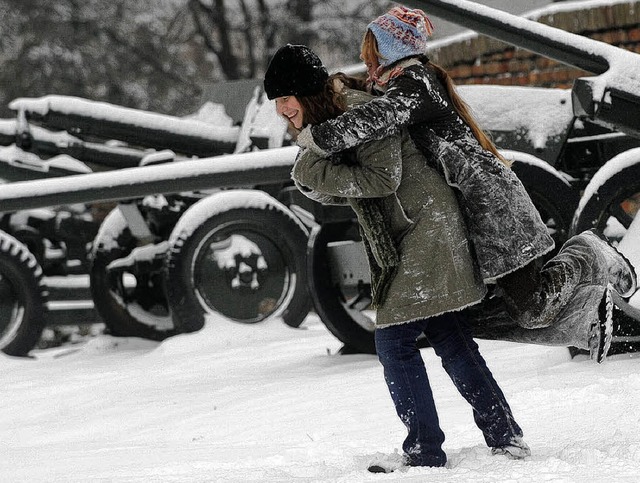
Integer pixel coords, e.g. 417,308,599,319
292,86,486,327
304,58,554,283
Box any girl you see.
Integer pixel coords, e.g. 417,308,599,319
264,43,529,472
294,6,637,362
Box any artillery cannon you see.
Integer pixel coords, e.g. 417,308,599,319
0,92,309,355
1,0,639,357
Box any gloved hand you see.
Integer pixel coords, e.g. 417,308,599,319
296,126,328,157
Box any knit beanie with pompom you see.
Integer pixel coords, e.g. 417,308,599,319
264,44,329,100
367,6,434,67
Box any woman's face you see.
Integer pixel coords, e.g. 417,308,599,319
362,53,380,81
275,96,304,129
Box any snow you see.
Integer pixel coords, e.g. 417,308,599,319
458,85,574,151
576,147,640,218
185,102,235,128
499,149,574,185
168,190,307,244
0,145,92,174
1,311,639,482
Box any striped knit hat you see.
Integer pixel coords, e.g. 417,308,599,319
367,6,435,67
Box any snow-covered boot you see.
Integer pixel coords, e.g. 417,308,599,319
497,256,576,330
546,282,614,363
491,435,531,460
469,284,613,361
568,229,637,298
502,228,636,330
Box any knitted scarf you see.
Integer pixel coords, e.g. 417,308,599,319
350,197,400,309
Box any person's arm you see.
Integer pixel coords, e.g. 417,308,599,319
298,67,439,156
292,134,402,200
292,178,348,206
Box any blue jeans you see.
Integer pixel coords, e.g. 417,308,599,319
375,311,523,467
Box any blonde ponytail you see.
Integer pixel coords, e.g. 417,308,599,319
429,62,510,166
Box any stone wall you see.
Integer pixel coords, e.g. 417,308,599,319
428,1,640,88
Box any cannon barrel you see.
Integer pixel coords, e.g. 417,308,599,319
407,0,640,137
8,95,240,157
1,118,151,169
0,147,297,212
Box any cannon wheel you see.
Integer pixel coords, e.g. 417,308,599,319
508,151,580,250
570,148,640,241
89,208,175,341
568,149,640,357
308,156,577,353
0,230,47,356
307,221,377,354
165,191,310,332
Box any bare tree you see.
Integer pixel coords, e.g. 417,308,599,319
0,0,392,117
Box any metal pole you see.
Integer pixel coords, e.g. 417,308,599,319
0,147,298,212
405,0,610,74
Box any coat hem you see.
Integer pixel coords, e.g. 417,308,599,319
375,291,487,329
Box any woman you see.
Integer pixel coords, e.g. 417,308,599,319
264,43,530,472
294,6,637,362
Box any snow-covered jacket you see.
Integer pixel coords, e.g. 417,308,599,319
303,59,554,283
292,87,486,327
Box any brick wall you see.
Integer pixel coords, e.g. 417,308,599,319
428,1,640,88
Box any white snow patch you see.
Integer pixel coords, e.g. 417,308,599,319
1,313,639,482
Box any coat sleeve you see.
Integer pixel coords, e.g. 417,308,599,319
292,178,349,206
308,67,444,154
292,135,402,199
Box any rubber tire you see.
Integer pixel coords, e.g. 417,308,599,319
89,209,174,341
165,205,310,332
307,221,377,354
0,230,47,356
510,154,580,250
570,150,640,239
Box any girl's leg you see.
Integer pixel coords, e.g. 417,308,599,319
375,320,447,467
423,312,525,449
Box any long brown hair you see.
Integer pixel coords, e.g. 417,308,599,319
297,73,368,126
361,29,509,166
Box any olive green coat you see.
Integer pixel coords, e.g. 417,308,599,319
292,88,486,327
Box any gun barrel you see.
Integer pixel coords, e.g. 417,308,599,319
9,96,240,157
406,0,610,74
0,147,298,212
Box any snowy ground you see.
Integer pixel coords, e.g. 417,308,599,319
1,310,640,482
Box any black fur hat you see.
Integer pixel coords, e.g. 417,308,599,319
264,44,329,100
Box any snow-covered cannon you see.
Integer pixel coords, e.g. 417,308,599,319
0,91,303,356
0,145,312,355
306,0,640,355
8,96,240,158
